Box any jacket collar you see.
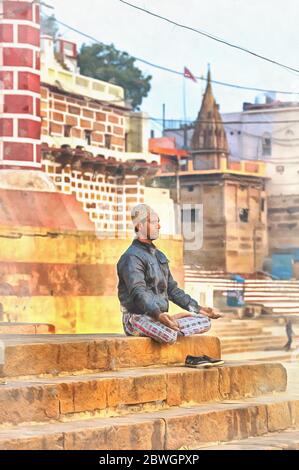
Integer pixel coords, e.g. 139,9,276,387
132,238,156,252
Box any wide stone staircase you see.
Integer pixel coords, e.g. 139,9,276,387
244,279,299,316
184,267,299,356
184,267,299,317
209,316,299,356
0,334,299,450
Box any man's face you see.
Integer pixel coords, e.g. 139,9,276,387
138,212,160,240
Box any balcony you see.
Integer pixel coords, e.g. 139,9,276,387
41,63,125,106
158,155,266,178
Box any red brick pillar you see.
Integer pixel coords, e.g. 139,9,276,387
0,0,41,169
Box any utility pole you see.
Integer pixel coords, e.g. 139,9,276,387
253,225,257,273
183,125,188,149
176,158,181,205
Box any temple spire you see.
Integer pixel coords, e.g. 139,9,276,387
191,66,229,160
207,62,211,85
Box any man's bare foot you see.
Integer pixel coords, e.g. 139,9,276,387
173,312,197,321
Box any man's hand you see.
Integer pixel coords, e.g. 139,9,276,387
199,307,223,320
158,313,180,331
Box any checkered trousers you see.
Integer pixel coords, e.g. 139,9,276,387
121,307,211,344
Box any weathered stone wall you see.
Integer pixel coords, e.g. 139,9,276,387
0,226,185,333
268,194,299,253
179,179,267,273
225,182,268,273
181,182,226,270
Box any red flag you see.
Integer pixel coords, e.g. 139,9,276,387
183,66,197,83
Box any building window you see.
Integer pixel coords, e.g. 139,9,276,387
261,198,265,212
179,158,188,171
64,125,72,137
105,133,112,149
262,133,272,156
239,208,249,223
84,130,92,145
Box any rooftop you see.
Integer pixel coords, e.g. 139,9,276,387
41,36,126,107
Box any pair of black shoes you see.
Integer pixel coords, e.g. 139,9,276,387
185,355,224,368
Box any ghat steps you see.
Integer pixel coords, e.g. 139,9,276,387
0,334,298,450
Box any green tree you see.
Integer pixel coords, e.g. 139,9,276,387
78,43,152,110
41,13,59,39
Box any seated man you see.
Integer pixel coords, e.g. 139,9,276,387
117,204,223,367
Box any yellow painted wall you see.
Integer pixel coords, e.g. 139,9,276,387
0,226,185,334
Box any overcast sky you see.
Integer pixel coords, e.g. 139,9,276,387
46,0,299,133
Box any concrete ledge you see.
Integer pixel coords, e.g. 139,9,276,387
0,334,221,378
0,396,297,450
0,323,55,335
0,362,287,425
199,428,299,450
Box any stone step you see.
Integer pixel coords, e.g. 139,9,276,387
221,339,287,351
211,323,264,330
222,345,289,354
271,308,299,314
211,326,264,331
0,395,298,450
220,336,292,353
186,280,299,288
0,323,55,335
220,336,288,348
0,334,220,378
245,294,299,299
210,328,268,337
198,428,299,450
241,303,299,309
0,362,287,426
223,350,295,363
222,346,286,355
221,334,289,342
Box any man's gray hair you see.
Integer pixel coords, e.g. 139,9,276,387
131,204,157,229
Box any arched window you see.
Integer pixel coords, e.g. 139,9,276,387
262,133,272,156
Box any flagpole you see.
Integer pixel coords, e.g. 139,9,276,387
183,74,187,126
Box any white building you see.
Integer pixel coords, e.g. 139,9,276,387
222,100,299,264
222,100,299,197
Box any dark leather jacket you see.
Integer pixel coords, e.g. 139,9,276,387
117,239,199,320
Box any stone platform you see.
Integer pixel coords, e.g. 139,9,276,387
0,334,297,450
0,334,220,377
